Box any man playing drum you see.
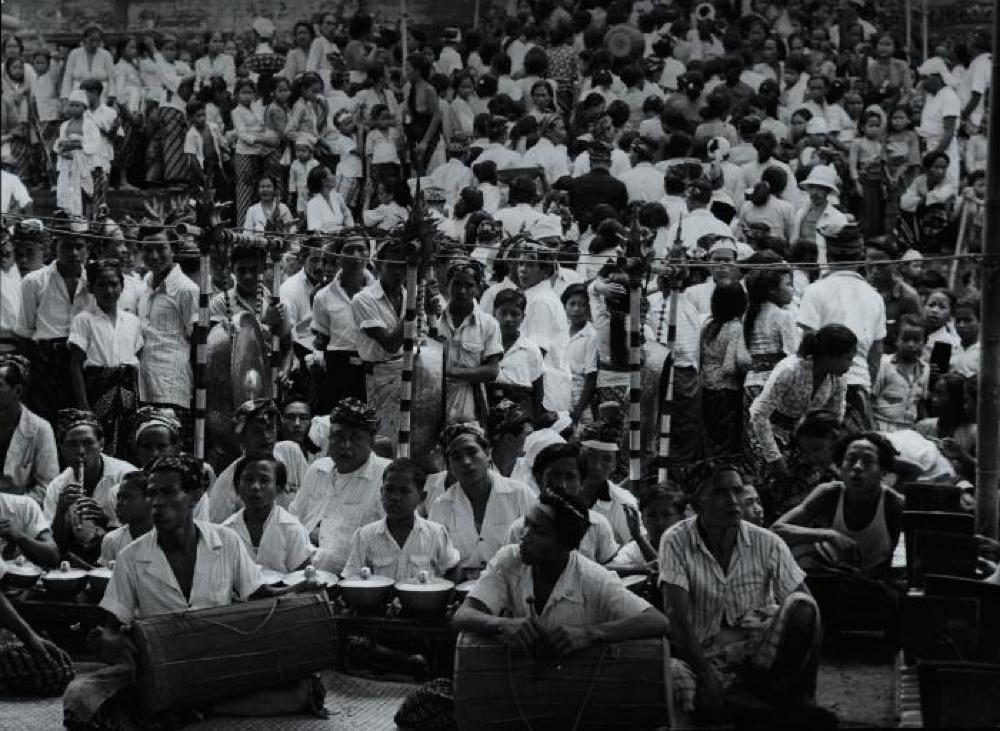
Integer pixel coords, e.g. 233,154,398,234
453,489,669,657
63,453,324,729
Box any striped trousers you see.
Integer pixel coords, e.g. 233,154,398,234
233,153,267,228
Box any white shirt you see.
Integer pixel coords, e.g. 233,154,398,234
966,53,992,126
68,305,143,367
1,169,32,213
429,159,475,208
797,270,887,389
15,262,92,340
592,481,641,547
99,524,143,567
138,265,198,406
290,453,389,575
428,472,536,570
306,36,342,92
470,544,650,628
222,505,314,573
352,280,404,363
0,492,49,558
101,521,263,623
522,138,571,185
194,54,236,92
523,280,570,357
621,162,666,203
43,454,137,526
342,515,461,580
312,271,375,352
305,191,351,233
675,208,733,254
2,406,59,503
208,441,310,524
244,201,294,232
495,203,546,238
572,148,632,178
566,323,598,380
497,333,545,388
473,143,522,170
279,269,317,350
0,265,21,339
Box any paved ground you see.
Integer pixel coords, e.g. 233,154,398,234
816,634,898,728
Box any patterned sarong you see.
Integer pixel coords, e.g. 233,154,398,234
84,365,139,459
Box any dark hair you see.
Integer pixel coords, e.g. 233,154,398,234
761,165,788,196
85,258,124,287
607,100,630,128
406,53,432,80
473,159,498,185
688,460,743,501
833,432,899,472
147,453,205,495
523,46,548,76
119,470,149,496
493,287,527,314
749,181,772,207
925,287,956,315
560,282,589,306
638,481,688,514
538,489,590,550
922,150,950,170
186,100,205,118
933,372,971,435
706,282,748,341
532,442,580,490
639,201,669,229
79,78,104,94
743,262,791,344
383,456,428,492
233,78,256,98
306,164,330,195
897,313,926,336
798,323,858,359
954,295,980,317
233,452,288,491
508,175,537,205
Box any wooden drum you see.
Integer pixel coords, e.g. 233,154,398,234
453,632,674,730
133,594,336,712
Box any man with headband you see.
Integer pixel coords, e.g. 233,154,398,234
522,114,571,186
660,462,831,723
0,354,59,501
207,398,309,523
578,420,642,546
486,399,534,480
438,256,503,423
454,488,669,658
291,398,389,575
428,422,535,579
352,237,407,440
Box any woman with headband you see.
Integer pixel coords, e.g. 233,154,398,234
454,486,668,656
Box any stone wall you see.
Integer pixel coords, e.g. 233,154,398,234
3,0,476,38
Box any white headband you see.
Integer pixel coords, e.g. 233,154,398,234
581,440,619,453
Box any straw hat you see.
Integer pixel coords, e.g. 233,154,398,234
801,165,839,193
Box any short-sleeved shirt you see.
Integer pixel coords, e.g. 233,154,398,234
593,481,641,547
68,305,143,367
428,472,536,570
469,544,650,630
43,454,137,526
15,262,92,340
99,524,142,567
352,280,405,363
100,521,263,623
658,517,805,644
496,334,544,388
566,323,598,379
505,509,620,564
138,265,199,406
279,269,316,350
312,271,375,351
222,505,314,573
797,270,887,389
208,441,310,524
438,306,504,423
342,516,461,580
0,492,49,558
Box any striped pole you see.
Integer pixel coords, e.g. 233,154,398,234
194,239,211,461
628,282,642,493
398,262,419,458
269,240,283,400
657,216,684,484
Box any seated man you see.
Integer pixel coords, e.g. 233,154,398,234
505,442,619,565
342,457,460,580
577,420,641,546
660,463,834,725
610,481,688,572
291,399,388,575
63,454,323,729
0,355,59,503
739,483,765,527
222,453,314,573
208,399,309,523
1,476,59,568
453,489,669,656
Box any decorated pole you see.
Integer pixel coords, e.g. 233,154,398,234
625,217,645,493
269,239,283,400
657,216,684,484
186,222,210,461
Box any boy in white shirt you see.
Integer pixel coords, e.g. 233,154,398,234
222,453,315,573
288,135,319,216
365,104,402,189
100,471,152,566
329,110,364,212
342,457,460,580
81,79,118,212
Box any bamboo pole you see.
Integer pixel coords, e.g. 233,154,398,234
269,242,283,400
949,202,970,291
628,283,642,493
194,240,210,461
398,262,419,458
975,4,1000,540
657,284,680,485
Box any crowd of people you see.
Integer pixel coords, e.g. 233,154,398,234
0,0,995,727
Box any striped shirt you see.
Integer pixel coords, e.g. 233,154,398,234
470,544,650,629
222,505,314,573
428,472,536,570
505,509,619,564
138,265,199,407
290,453,389,575
658,517,805,644
342,516,461,580
14,262,92,340
43,454,137,526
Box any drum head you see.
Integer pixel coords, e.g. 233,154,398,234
230,312,270,409
605,24,643,60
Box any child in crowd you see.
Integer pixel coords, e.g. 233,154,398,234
922,288,962,362
562,283,597,427
342,457,460,580
329,110,363,212
850,110,885,238
700,283,751,457
54,90,99,217
183,100,228,192
610,482,687,571
99,471,151,566
965,117,988,174
222,453,314,573
491,288,546,424
68,258,143,458
472,159,501,214
31,50,61,181
81,79,118,212
362,177,411,231
872,314,929,432
884,104,921,234
365,104,401,197
951,296,981,377
288,135,319,216
955,170,986,254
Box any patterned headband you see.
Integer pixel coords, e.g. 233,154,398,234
329,397,378,434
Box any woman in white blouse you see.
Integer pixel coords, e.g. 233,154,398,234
305,165,354,232
60,24,115,103
194,31,235,93
244,175,295,232
111,37,145,190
